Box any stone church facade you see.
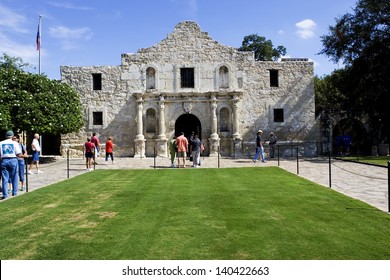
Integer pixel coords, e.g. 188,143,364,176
60,21,320,158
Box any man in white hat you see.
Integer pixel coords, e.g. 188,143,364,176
253,130,266,163
0,130,23,199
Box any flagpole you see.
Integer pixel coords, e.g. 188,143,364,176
38,15,42,75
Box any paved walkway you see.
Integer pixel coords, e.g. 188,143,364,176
3,156,389,213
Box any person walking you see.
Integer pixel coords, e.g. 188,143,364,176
191,135,201,167
253,130,266,163
105,136,115,164
84,138,95,171
28,133,42,174
169,136,177,168
13,135,28,191
91,132,100,157
1,130,23,200
176,132,189,168
269,132,278,158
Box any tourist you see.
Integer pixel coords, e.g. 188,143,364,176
91,132,100,157
176,132,189,168
28,133,43,174
191,135,202,167
13,135,28,191
188,131,195,162
269,132,278,158
85,138,95,171
169,136,177,168
253,130,266,163
1,130,23,200
105,136,115,164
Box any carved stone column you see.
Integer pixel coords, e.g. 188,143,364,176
231,94,242,158
134,94,145,158
208,94,220,157
156,95,168,157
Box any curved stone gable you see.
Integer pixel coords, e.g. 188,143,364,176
122,21,247,65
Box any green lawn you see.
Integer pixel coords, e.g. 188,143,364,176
0,167,389,260
338,156,390,166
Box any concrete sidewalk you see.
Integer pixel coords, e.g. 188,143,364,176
3,156,389,213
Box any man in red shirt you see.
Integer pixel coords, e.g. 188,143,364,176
175,132,189,168
105,136,115,164
91,132,100,156
84,138,95,171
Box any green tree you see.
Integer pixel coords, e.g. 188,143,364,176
319,0,390,143
0,54,83,134
239,34,287,61
314,71,347,116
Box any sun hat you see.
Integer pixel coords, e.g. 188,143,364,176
257,130,263,133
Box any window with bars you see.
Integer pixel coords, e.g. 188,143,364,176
180,68,194,88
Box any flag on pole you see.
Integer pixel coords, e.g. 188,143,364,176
36,24,41,51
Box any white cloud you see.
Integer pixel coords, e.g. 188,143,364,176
47,2,94,11
0,4,29,33
49,26,93,40
48,26,93,50
0,33,39,67
295,19,317,39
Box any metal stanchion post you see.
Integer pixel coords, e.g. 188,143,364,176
154,147,156,169
67,149,70,179
218,146,220,168
93,149,96,170
329,149,332,188
296,146,299,174
388,161,389,213
277,146,280,167
25,158,29,192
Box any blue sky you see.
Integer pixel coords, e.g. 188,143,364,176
1,0,357,80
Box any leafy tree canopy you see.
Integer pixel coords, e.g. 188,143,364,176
0,54,83,135
239,34,287,61
318,0,390,143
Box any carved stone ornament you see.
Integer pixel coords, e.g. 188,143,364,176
183,102,193,113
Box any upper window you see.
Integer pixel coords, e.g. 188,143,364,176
180,68,194,88
92,73,102,90
269,70,279,87
146,67,156,89
274,108,284,122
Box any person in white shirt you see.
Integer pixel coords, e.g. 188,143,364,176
28,133,43,174
1,130,23,199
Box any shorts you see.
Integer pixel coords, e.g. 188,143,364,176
32,151,40,162
85,151,93,158
177,151,186,157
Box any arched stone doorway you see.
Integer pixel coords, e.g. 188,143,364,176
175,114,202,140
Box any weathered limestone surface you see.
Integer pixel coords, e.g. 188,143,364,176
60,21,320,158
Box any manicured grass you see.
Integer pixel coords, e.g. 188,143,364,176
338,156,390,166
0,167,389,260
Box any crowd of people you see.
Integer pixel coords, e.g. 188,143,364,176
169,132,205,168
1,129,278,199
0,131,31,200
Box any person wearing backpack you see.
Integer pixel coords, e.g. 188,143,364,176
269,132,278,158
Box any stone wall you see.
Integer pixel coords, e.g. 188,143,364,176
60,21,320,158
